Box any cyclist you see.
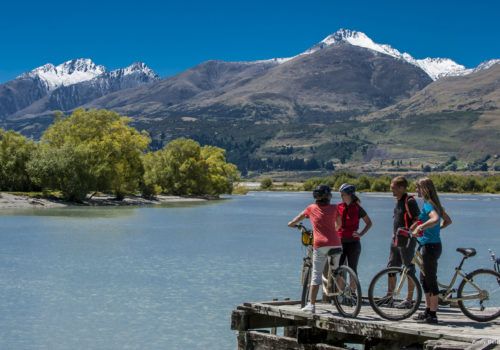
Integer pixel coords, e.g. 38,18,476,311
288,184,342,313
411,177,452,324
336,183,372,276
387,176,421,309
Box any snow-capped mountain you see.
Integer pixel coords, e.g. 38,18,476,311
1,60,159,119
19,58,106,91
110,62,158,80
473,59,500,72
264,29,479,81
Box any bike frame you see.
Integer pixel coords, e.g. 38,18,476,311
394,242,486,303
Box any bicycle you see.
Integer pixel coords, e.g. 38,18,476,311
489,249,500,275
368,233,500,322
294,223,362,318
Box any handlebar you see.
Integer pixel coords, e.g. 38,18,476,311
293,222,311,233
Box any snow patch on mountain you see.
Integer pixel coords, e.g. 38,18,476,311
303,29,473,80
20,58,106,90
18,59,160,90
110,62,159,80
474,59,500,72
260,29,491,81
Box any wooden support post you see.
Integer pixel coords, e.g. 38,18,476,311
297,326,328,344
284,326,297,338
271,298,278,335
238,331,345,350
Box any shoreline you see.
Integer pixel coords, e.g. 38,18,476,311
0,192,209,210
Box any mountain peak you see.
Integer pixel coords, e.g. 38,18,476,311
303,29,471,80
109,62,159,81
20,58,106,90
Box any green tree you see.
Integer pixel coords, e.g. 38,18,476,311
260,177,273,190
0,129,37,191
28,109,150,201
143,138,239,196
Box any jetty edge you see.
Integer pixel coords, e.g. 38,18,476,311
231,299,500,349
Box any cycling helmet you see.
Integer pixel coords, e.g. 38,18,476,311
339,183,356,195
313,184,332,200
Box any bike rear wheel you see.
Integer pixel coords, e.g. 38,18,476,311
368,267,422,321
457,268,500,322
331,265,362,318
301,266,311,308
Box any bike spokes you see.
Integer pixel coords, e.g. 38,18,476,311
368,267,421,321
331,266,362,318
458,269,500,322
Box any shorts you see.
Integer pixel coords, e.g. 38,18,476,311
387,237,416,275
311,246,342,286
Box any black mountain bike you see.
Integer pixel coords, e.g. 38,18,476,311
295,223,362,318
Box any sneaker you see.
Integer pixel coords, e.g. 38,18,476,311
415,315,438,324
395,299,414,309
412,311,428,321
301,303,316,313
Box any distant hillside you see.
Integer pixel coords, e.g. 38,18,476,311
358,63,500,163
1,29,499,172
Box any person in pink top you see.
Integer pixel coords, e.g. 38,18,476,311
288,185,342,313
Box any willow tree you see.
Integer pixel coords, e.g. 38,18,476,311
28,109,150,201
0,129,36,191
143,138,239,196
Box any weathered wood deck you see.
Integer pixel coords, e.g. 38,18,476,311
231,300,500,349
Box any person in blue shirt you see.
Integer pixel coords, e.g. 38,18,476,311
411,177,452,324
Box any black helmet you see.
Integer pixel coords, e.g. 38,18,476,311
339,183,356,195
313,184,332,200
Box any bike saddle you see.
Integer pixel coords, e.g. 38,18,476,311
456,248,476,257
327,247,342,256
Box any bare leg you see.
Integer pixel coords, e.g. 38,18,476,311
406,278,415,301
424,292,430,308
309,285,320,305
388,275,396,296
429,294,438,312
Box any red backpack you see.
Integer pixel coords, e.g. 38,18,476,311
403,195,415,228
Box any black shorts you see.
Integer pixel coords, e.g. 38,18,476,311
387,237,416,274
420,243,442,295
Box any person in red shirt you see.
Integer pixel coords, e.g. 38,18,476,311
288,185,342,313
336,184,372,276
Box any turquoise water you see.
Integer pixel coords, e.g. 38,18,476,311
0,192,499,349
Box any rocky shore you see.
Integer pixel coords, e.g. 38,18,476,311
0,192,208,210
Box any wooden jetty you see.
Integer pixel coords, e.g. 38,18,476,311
231,300,500,349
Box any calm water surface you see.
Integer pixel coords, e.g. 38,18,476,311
0,192,499,349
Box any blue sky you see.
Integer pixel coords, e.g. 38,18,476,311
1,0,499,82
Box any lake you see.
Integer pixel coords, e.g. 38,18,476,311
0,192,499,349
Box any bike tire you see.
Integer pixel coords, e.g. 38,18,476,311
368,267,422,321
457,268,500,322
331,265,362,318
301,267,311,308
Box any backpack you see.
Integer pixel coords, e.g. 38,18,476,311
403,195,416,229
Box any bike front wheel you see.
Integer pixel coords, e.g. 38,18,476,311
368,267,422,321
457,268,500,322
301,266,311,308
330,265,362,318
